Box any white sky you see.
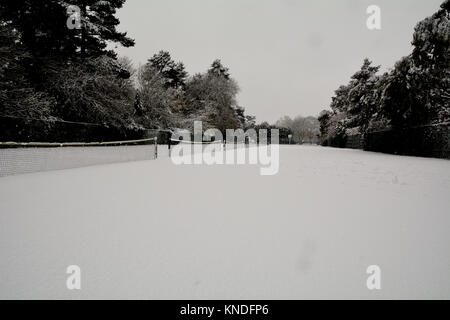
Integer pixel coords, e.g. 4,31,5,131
115,0,444,123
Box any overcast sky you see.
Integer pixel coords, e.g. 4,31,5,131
115,0,443,123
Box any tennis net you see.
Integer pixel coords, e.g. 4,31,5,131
0,137,158,177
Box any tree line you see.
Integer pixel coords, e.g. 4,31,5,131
275,115,319,144
318,0,449,153
1,0,280,142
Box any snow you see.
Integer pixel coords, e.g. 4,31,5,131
0,145,449,299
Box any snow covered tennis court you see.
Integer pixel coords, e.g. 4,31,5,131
0,145,449,299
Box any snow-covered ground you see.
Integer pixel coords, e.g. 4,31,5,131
0,145,449,299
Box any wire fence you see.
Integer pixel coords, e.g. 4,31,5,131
0,115,153,142
342,123,450,159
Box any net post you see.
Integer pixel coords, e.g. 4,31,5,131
154,137,158,159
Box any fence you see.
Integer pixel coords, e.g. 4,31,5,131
0,115,151,142
344,123,450,159
345,134,363,150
